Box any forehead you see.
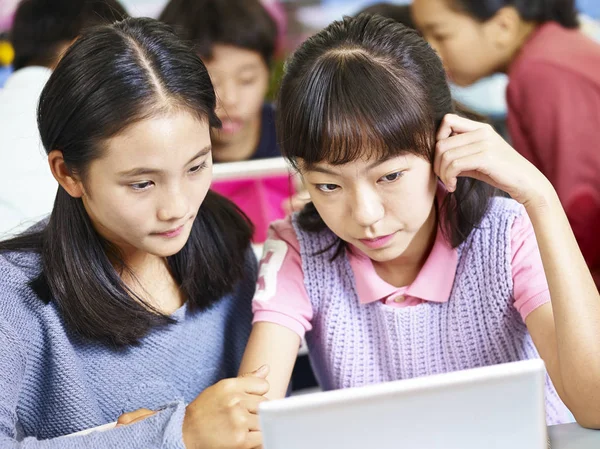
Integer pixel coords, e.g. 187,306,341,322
204,44,266,74
412,0,470,28
301,153,425,174
98,112,211,168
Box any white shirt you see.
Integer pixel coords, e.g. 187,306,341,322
0,66,57,237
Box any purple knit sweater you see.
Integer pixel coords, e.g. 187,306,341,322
292,197,572,425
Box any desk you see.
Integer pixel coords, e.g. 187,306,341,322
549,423,600,449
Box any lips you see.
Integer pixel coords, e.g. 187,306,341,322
358,233,396,249
219,118,243,135
154,225,184,238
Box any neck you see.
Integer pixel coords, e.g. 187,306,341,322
499,21,538,73
113,249,185,315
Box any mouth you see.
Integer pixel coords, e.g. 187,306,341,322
218,118,244,135
153,225,185,239
358,232,396,249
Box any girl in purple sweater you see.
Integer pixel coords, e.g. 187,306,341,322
239,14,600,428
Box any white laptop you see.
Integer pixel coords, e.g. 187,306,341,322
259,359,548,449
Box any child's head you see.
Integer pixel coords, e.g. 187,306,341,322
25,17,252,346
159,0,277,160
10,0,128,70
411,0,579,86
278,14,493,261
40,17,221,261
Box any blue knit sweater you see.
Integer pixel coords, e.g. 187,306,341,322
0,249,256,448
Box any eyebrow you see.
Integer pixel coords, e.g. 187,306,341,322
307,156,397,176
238,63,262,73
118,145,211,178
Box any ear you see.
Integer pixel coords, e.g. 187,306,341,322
486,6,522,48
48,150,85,198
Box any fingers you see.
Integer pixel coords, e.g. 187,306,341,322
436,113,488,141
116,408,156,427
223,375,270,396
242,394,269,414
437,149,490,192
246,431,263,449
246,413,261,432
435,140,483,178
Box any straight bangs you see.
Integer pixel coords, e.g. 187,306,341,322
279,50,436,170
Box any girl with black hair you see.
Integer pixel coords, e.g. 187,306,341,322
0,17,266,448
239,14,600,429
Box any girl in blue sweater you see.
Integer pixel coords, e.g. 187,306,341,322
0,18,266,449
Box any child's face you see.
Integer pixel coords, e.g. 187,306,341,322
80,112,213,263
412,0,505,86
300,153,438,264
204,45,270,153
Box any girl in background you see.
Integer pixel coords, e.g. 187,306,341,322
411,0,600,287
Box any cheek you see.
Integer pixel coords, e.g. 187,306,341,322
242,84,268,112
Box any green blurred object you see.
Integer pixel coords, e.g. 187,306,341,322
267,57,285,102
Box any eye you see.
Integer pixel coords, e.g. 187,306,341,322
315,183,339,193
240,77,258,86
130,181,154,191
379,171,405,183
188,161,207,174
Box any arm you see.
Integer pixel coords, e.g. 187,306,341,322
238,322,300,400
435,114,600,428
238,222,314,399
523,187,600,428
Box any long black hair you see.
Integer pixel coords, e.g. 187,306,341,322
448,0,579,28
0,18,253,347
277,14,495,257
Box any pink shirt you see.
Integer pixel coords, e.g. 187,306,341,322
253,207,550,339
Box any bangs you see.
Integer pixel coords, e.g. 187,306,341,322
279,50,436,170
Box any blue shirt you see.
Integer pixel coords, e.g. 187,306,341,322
0,249,256,448
250,103,281,160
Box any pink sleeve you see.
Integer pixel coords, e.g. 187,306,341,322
252,217,313,338
511,210,551,321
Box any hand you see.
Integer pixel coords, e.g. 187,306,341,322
434,114,552,208
182,365,270,449
116,408,157,427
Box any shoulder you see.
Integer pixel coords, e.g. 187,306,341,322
471,196,525,239
509,28,600,97
0,251,48,352
485,196,524,217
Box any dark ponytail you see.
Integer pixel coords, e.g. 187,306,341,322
451,0,579,29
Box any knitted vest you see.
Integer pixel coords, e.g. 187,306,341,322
292,197,571,425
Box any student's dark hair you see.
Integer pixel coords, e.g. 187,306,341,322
10,0,128,70
159,0,278,66
0,17,253,347
277,14,495,258
448,0,578,29
357,2,415,29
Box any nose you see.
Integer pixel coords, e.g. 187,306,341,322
351,186,385,229
217,80,238,110
157,183,188,222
